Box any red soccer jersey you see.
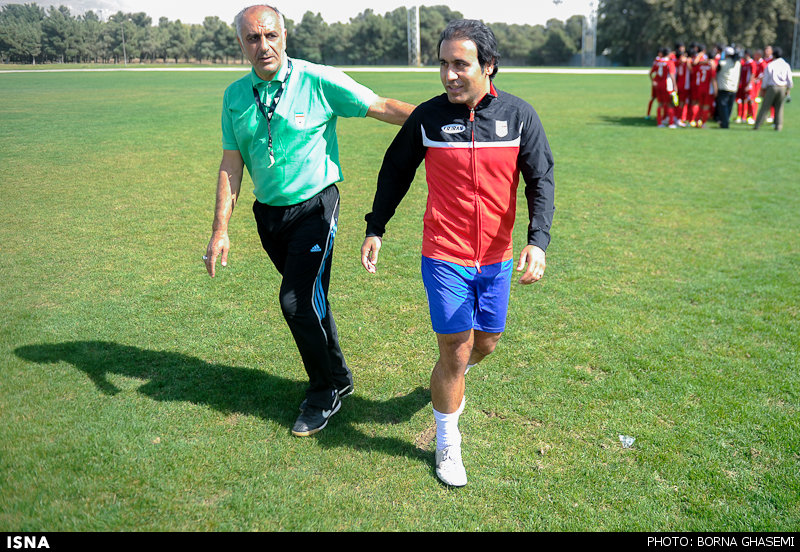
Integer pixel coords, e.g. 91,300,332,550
650,56,661,80
754,57,765,78
675,58,692,91
651,57,676,92
692,56,716,95
739,59,757,90
758,56,772,79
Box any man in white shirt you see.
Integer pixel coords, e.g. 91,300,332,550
754,47,794,131
716,46,741,128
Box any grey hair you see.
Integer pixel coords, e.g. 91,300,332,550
234,5,285,40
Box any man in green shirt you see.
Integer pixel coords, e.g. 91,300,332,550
203,4,414,436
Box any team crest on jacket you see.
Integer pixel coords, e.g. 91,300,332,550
441,123,465,134
495,120,508,137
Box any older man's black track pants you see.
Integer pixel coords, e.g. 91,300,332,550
252,184,352,410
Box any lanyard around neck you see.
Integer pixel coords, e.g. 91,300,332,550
252,59,293,168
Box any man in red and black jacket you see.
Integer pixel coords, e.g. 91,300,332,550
360,19,555,487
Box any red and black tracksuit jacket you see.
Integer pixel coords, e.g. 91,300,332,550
365,84,555,269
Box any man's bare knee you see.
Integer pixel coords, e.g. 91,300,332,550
472,331,502,360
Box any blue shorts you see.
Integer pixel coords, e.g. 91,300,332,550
421,257,513,335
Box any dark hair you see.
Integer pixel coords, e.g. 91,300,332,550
773,46,783,58
438,19,500,79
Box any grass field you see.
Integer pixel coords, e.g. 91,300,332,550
1,66,798,532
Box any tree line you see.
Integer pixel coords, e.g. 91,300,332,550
0,4,240,64
0,2,795,67
598,0,797,66
0,3,585,66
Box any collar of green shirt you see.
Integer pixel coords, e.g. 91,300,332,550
249,57,292,88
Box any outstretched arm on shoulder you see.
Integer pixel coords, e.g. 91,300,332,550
367,97,416,126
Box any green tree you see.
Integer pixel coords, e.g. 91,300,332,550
565,14,584,51
150,17,172,62
541,26,576,65
142,24,168,62
349,9,402,64
290,11,328,63
526,25,549,65
220,21,239,63
193,16,231,63
0,3,45,63
382,7,409,64
419,5,464,64
598,0,798,66
41,6,81,63
322,21,355,65
492,23,536,66
80,11,104,63
166,19,192,63
106,12,141,63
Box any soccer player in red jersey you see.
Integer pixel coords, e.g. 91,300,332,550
674,48,692,125
753,49,765,99
736,50,758,123
689,44,717,127
763,45,774,65
646,53,659,119
712,44,723,68
650,47,678,127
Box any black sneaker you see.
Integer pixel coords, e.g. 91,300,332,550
299,383,353,411
291,394,341,437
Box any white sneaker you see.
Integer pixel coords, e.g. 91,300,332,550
435,445,467,487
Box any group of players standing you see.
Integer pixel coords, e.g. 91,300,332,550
647,42,776,128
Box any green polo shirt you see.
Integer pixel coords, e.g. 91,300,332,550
221,58,378,206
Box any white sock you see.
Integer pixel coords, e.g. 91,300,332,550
434,396,465,451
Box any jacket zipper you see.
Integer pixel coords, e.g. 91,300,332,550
470,108,482,273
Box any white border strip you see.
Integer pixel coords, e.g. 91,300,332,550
3,66,798,77
0,66,651,75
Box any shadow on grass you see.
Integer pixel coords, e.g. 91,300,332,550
597,115,659,127
599,115,756,131
14,340,432,463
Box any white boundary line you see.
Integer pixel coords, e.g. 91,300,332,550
0,66,651,75
2,66,798,77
